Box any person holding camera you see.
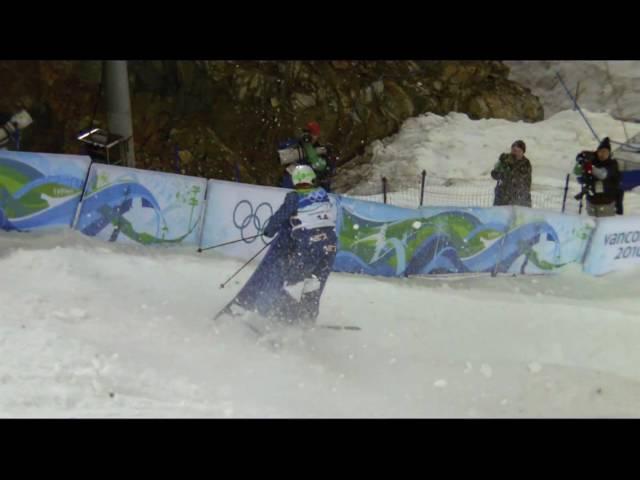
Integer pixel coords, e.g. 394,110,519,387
0,109,33,150
278,121,336,192
491,140,532,207
573,137,621,217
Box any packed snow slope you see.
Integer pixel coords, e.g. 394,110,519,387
351,109,640,187
342,109,640,213
2,230,640,418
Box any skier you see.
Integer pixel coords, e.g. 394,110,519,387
262,164,338,323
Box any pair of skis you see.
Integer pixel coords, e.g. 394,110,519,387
214,301,361,333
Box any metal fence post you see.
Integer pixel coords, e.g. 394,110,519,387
382,177,388,204
561,173,570,213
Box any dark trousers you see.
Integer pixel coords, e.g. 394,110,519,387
616,190,624,215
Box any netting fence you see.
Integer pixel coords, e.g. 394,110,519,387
339,170,586,215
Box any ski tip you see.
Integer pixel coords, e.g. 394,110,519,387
219,284,225,289
197,248,202,253
213,309,229,322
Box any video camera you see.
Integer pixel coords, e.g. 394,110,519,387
576,151,595,166
278,142,329,166
574,151,596,200
0,109,33,148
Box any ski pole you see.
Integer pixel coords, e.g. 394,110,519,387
219,242,271,289
198,234,262,252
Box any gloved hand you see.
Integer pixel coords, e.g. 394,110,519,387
2,110,33,137
2,121,17,135
10,110,33,130
496,159,511,174
310,156,327,172
262,222,278,238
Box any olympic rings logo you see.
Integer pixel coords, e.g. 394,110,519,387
232,200,274,245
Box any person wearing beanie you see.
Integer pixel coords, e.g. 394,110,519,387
597,137,611,152
277,120,336,192
491,139,532,207
573,136,621,217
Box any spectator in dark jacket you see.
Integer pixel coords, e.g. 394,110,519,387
491,140,532,207
573,137,621,217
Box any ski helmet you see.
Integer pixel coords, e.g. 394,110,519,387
291,164,316,187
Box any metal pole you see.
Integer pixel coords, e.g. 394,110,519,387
419,170,426,207
198,234,262,253
556,71,600,144
174,145,181,173
382,177,388,204
104,61,135,168
561,173,570,213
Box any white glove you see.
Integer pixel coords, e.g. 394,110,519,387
285,163,298,175
278,145,303,166
591,165,608,180
10,109,33,130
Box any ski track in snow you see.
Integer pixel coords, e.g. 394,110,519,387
2,230,640,418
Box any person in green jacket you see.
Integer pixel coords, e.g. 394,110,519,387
278,121,336,191
491,140,532,207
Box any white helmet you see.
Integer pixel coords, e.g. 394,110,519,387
291,164,316,187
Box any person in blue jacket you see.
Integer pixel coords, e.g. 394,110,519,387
263,164,338,323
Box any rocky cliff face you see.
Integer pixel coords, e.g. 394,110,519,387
0,60,543,185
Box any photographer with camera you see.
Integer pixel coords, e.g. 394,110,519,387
278,121,336,192
0,109,33,150
573,137,621,217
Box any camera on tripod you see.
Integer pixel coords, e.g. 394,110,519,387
278,143,328,166
576,151,595,165
574,151,596,200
